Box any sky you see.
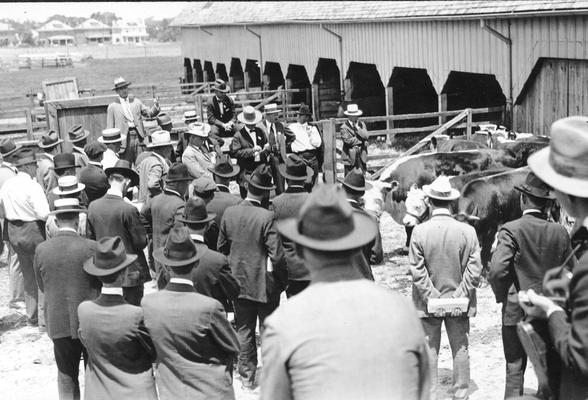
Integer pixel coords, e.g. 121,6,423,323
0,2,192,22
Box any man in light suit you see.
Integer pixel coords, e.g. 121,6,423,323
142,225,240,400
182,122,217,180
136,130,173,203
78,236,157,400
262,184,430,400
106,77,160,165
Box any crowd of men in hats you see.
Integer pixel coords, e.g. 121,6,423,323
4,74,588,400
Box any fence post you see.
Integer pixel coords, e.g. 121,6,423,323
196,95,204,121
24,108,33,140
323,119,337,184
466,108,472,139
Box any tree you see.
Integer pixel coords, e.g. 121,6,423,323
45,14,85,27
90,12,120,26
145,18,178,42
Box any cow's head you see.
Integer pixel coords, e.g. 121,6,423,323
363,180,392,219
402,184,428,227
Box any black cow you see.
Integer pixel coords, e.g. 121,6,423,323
437,139,488,152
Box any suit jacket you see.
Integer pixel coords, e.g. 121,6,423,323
79,163,109,204
206,95,236,127
270,187,310,281
34,231,98,339
78,293,157,400
137,153,170,203
140,188,184,260
191,238,240,310
207,187,241,228
489,212,575,326
218,200,287,303
229,126,269,174
348,200,383,279
106,96,159,139
73,146,89,170
141,282,240,400
261,279,430,400
182,143,216,180
36,153,57,195
409,212,483,318
340,120,369,167
257,120,295,163
87,194,149,286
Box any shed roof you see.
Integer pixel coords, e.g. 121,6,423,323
76,18,110,30
172,1,588,27
39,20,73,31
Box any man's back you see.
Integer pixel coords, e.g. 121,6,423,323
143,190,184,252
261,279,430,400
207,190,241,227
136,154,168,203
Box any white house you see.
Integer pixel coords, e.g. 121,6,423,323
111,19,148,44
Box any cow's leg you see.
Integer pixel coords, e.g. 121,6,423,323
405,226,414,248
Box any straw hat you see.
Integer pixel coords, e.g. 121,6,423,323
237,106,263,125
213,79,230,93
186,122,211,138
112,77,131,91
344,104,363,117
263,103,281,114
49,198,86,215
422,176,460,201
52,175,85,196
146,130,174,148
98,128,125,144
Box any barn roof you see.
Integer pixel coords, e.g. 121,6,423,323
172,1,588,27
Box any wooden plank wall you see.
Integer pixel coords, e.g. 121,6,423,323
42,77,79,101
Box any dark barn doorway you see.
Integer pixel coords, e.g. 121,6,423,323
312,58,341,119
286,64,312,115
193,59,203,83
203,61,215,82
344,62,386,129
388,67,438,128
245,59,262,90
229,58,244,91
263,62,285,90
183,58,193,94
216,63,229,82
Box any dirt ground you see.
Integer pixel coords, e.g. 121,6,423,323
0,213,540,399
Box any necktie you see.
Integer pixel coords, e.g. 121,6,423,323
268,123,277,151
218,98,224,116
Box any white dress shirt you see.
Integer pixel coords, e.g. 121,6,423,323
101,287,123,295
102,148,119,170
0,172,50,222
119,96,136,127
169,277,194,286
245,126,260,162
289,122,322,152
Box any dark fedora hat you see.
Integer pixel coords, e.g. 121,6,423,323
338,167,372,192
208,154,240,178
213,79,230,93
279,154,313,181
515,171,555,200
0,138,20,157
66,124,90,143
298,104,312,116
246,164,276,191
50,153,79,171
277,184,377,251
83,236,137,277
38,130,64,149
153,224,203,267
165,162,192,183
14,148,37,166
157,113,172,127
177,197,216,224
105,159,140,187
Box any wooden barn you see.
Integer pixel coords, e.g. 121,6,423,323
172,1,588,135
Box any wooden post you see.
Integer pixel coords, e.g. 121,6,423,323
323,119,337,184
438,93,447,125
312,83,320,121
24,108,33,140
229,77,235,92
386,86,394,132
244,72,250,92
196,95,204,122
305,87,311,107
466,108,472,139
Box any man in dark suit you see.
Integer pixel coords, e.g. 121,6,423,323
178,197,240,310
78,142,109,204
78,236,157,400
140,163,191,289
142,225,240,400
270,154,312,297
262,184,430,399
339,104,369,174
218,165,287,389
207,154,241,228
489,171,575,399
230,106,270,198
34,198,99,400
87,160,148,306
258,103,295,194
207,79,237,140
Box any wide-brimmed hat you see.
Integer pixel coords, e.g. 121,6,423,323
279,154,313,181
105,159,140,187
528,116,588,198
184,110,199,123
208,154,240,178
143,118,159,131
298,105,312,116
514,171,555,200
338,168,372,192
112,77,131,91
192,177,217,195
423,175,460,201
246,164,275,191
213,78,230,93
165,162,192,182
237,106,263,125
277,184,377,251
177,197,216,224
49,198,86,215
98,128,125,144
14,148,37,166
66,124,90,143
38,130,64,149
84,142,107,159
0,138,20,157
263,103,281,114
157,113,172,127
146,130,174,148
153,224,203,267
344,104,363,117
186,122,211,138
52,175,85,196
84,236,137,276
50,153,79,171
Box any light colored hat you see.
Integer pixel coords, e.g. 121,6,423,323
528,116,588,197
98,128,124,144
112,77,131,91
146,130,174,148
49,198,86,215
184,110,199,122
237,106,263,125
186,122,211,138
344,104,363,117
263,103,281,114
422,176,460,201
213,79,230,93
52,175,85,196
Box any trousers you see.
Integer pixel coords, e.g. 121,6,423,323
422,316,470,400
120,130,144,166
234,298,279,387
7,242,24,303
53,337,87,400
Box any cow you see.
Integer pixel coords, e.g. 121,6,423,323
436,139,488,152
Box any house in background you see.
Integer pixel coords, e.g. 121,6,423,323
0,23,17,46
111,19,148,44
75,18,111,44
38,20,74,46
